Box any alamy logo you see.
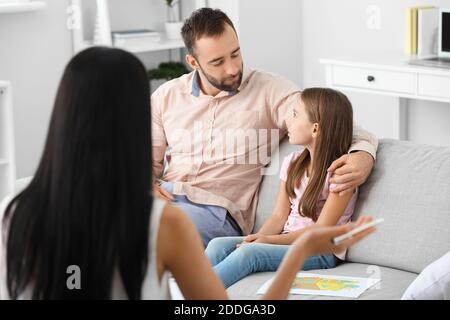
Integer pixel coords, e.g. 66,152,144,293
66,265,81,290
66,3,81,31
366,265,382,290
366,5,381,30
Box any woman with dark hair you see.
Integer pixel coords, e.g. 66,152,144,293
0,47,375,300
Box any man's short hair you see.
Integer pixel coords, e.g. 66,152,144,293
181,7,237,57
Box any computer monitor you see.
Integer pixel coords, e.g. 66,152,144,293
439,9,450,58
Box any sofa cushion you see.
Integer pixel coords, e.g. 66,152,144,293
227,263,417,300
347,139,450,274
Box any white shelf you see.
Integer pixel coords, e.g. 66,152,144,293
71,0,190,55
115,38,185,54
78,38,185,54
0,1,47,14
0,159,9,166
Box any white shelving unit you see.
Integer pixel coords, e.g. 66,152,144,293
0,81,16,201
0,1,47,14
70,0,186,54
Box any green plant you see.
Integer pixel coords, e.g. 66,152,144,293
148,62,189,81
165,0,178,8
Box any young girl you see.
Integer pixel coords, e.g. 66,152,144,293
206,87,359,288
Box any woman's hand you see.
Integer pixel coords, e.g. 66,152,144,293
292,216,375,257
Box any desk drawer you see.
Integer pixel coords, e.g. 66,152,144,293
332,66,415,94
418,74,450,100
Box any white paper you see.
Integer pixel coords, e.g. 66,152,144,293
257,273,381,298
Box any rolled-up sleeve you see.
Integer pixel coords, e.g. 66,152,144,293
349,123,379,160
150,89,168,180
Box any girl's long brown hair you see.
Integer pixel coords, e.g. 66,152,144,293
286,88,353,221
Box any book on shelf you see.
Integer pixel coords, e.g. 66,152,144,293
405,6,438,56
111,29,161,39
112,29,161,49
417,7,439,56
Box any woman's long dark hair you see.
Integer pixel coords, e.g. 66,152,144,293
3,47,153,299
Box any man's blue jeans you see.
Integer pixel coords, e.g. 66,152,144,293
160,182,241,247
205,236,339,288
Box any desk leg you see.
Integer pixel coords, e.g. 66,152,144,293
394,97,408,141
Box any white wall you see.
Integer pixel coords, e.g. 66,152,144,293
302,0,450,146
208,0,303,86
0,0,72,179
239,0,302,86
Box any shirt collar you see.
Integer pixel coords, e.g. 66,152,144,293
190,70,201,97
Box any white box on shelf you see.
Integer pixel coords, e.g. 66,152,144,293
112,29,160,39
112,29,163,52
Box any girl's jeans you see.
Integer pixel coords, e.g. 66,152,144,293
205,236,339,288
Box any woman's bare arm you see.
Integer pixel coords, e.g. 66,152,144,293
157,204,228,299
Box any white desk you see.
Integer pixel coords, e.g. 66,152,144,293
320,56,450,140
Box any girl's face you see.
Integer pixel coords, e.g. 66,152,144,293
286,98,319,146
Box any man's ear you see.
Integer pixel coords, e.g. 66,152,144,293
185,54,199,70
312,123,320,138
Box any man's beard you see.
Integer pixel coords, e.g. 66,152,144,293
199,65,243,93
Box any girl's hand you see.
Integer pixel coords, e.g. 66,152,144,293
237,233,269,247
291,216,375,257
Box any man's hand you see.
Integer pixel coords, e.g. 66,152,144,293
328,151,374,196
153,184,175,202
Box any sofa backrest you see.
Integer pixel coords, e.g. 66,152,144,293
255,138,450,274
254,138,298,232
347,139,450,273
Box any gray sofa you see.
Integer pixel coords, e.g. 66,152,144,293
228,138,450,299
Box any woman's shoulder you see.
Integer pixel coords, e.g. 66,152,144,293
156,200,202,263
158,201,193,235
0,194,15,224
